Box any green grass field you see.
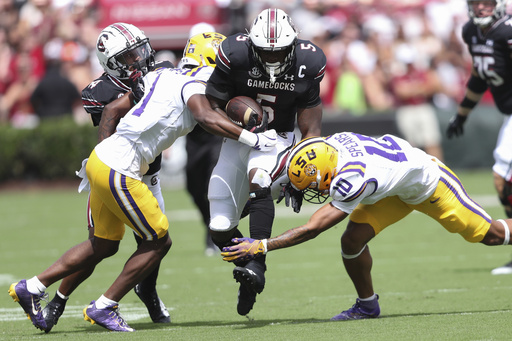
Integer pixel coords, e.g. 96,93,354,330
1,169,512,340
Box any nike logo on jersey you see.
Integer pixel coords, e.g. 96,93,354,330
430,197,440,204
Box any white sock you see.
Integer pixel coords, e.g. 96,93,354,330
359,294,377,302
95,295,118,309
56,290,69,300
26,276,46,295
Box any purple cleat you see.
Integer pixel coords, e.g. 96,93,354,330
8,280,47,331
331,295,380,321
83,300,134,332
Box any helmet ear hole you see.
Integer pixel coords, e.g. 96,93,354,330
323,173,331,186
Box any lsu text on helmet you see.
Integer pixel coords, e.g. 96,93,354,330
96,23,155,79
287,137,338,204
179,32,226,69
467,0,507,27
249,8,298,83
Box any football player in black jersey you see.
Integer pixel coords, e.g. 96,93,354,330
205,8,327,316
42,23,174,332
446,0,512,275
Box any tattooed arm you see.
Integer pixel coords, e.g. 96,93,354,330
98,92,135,142
221,203,348,262
267,203,348,251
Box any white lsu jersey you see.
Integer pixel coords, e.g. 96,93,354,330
325,132,441,214
94,66,213,180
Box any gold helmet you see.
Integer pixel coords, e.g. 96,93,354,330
287,137,338,204
179,32,226,68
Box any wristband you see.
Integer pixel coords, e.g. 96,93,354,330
238,129,257,147
261,239,268,254
460,97,478,110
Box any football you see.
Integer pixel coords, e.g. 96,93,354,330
225,96,263,129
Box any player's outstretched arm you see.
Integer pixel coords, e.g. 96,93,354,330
221,203,348,262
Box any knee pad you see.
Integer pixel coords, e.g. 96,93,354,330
251,169,272,188
209,215,232,232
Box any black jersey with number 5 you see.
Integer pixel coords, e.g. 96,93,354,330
462,15,512,114
206,34,326,133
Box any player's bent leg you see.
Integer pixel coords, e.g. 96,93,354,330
10,237,120,332
103,233,172,302
341,221,377,304
480,219,511,246
132,233,170,323
38,237,119,287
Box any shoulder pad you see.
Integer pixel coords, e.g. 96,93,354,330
294,39,327,80
217,34,251,71
330,162,373,203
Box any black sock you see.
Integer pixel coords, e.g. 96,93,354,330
52,292,68,305
137,264,160,293
249,191,274,239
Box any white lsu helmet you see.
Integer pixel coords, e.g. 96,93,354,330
467,0,508,27
248,8,298,83
96,23,155,79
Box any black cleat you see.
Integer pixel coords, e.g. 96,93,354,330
233,263,265,294
42,296,67,333
134,284,170,323
236,284,256,316
233,264,265,315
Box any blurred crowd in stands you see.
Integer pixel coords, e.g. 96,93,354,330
0,0,484,130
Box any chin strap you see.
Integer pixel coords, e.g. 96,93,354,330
268,67,276,83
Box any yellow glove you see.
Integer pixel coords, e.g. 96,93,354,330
221,238,267,262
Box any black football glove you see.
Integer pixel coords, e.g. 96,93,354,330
247,110,269,133
277,182,303,213
502,181,512,208
128,70,144,103
446,114,467,139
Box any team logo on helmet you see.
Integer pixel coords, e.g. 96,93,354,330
97,34,108,52
187,44,196,54
304,164,317,177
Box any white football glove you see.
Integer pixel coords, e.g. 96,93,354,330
75,158,90,193
253,129,277,152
